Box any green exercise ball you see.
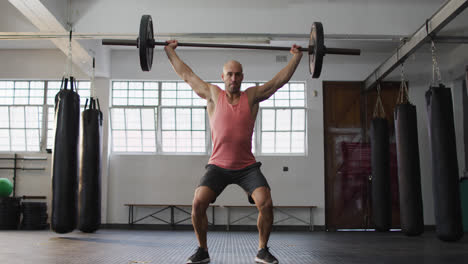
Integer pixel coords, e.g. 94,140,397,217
0,178,13,197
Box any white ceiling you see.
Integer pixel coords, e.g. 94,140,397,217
0,0,467,79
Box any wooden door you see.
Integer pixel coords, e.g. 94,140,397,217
324,81,401,230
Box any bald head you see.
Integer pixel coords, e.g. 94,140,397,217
223,60,243,74
222,60,244,94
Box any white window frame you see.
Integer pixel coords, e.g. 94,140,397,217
0,79,90,153
109,80,307,156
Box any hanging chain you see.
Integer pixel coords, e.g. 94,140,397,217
397,63,410,104
64,30,73,78
373,83,386,118
431,40,442,86
91,57,96,98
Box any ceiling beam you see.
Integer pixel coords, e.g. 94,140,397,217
8,0,92,76
363,0,468,91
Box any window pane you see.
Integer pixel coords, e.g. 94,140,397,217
141,109,155,130
161,107,206,153
26,129,40,151
176,131,191,152
25,107,40,128
112,81,159,107
192,109,205,130
262,110,275,131
260,95,305,154
192,131,205,152
275,132,291,153
142,131,156,152
176,108,191,130
291,132,305,153
47,106,55,150
276,109,291,131
11,129,26,151
127,130,142,151
162,82,202,106
10,107,25,129
162,131,176,152
0,81,14,105
77,81,91,98
261,132,274,153
292,109,305,130
0,129,10,151
162,108,175,130
0,107,9,128
126,109,141,130
112,130,127,151
260,82,305,108
290,100,305,107
111,108,125,129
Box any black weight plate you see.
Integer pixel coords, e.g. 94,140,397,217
309,22,324,78
138,15,154,71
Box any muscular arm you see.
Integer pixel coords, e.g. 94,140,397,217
247,45,303,104
164,41,215,101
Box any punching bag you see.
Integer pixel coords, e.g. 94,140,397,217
370,118,391,231
78,98,103,233
394,103,424,236
51,77,80,233
426,84,463,241
461,177,468,232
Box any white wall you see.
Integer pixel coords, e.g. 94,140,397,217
72,0,445,36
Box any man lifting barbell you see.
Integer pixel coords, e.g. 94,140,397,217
101,14,362,264
164,39,302,264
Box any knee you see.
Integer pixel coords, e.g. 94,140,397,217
192,198,209,217
257,198,273,214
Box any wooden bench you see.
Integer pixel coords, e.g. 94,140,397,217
221,205,317,231
124,204,217,227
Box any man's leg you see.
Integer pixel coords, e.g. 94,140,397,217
192,186,216,249
251,186,274,249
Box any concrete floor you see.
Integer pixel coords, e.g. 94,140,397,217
0,229,467,264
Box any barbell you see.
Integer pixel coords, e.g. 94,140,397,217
102,15,361,78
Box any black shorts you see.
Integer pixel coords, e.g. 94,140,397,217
198,162,270,204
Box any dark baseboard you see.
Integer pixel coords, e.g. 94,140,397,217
101,224,324,232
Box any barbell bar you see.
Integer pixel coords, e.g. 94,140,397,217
102,15,361,78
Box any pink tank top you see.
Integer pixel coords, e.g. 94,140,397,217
208,90,256,169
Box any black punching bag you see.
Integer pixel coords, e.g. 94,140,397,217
51,77,80,233
394,103,424,236
426,84,463,241
370,118,391,231
78,98,103,233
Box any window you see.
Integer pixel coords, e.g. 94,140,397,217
0,81,44,152
259,82,306,154
110,80,306,155
161,108,205,152
110,81,159,152
111,108,157,152
110,81,207,153
0,80,91,152
160,82,207,153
